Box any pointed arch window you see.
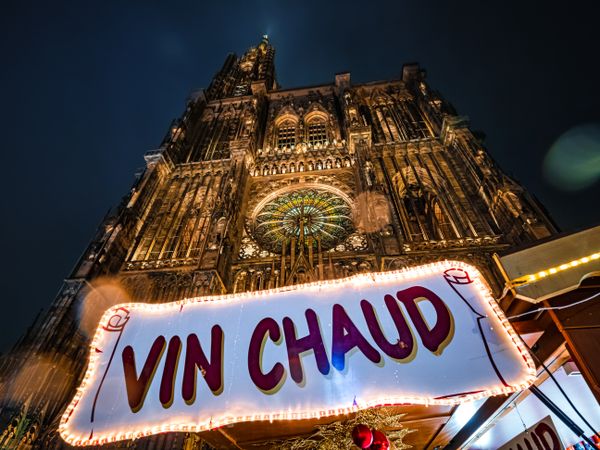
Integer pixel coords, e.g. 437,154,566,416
212,117,239,159
374,106,401,142
307,119,327,146
233,271,248,293
432,199,455,240
400,187,456,241
501,191,523,218
129,173,219,265
276,119,297,149
394,169,458,242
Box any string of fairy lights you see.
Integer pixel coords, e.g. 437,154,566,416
58,261,536,447
510,251,599,286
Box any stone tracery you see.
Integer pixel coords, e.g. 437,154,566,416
251,187,354,254
0,36,559,450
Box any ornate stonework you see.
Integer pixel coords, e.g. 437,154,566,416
0,36,556,449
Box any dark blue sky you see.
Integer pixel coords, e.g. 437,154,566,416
1,0,599,351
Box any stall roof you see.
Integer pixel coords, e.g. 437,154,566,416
497,225,600,303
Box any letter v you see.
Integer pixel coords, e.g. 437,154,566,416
122,336,166,412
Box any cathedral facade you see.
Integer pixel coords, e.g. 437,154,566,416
0,37,557,449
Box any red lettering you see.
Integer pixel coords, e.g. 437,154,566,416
248,318,285,392
159,335,181,408
332,304,381,371
283,309,330,384
534,422,561,450
122,336,166,413
361,297,414,360
182,326,224,404
530,425,544,449
395,286,453,354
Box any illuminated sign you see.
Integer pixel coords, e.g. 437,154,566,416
498,416,563,450
60,261,535,446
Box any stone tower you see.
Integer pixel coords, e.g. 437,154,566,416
0,37,556,449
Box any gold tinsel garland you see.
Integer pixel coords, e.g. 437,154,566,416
264,408,415,450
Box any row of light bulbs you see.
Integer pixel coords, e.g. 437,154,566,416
511,251,599,285
59,260,536,446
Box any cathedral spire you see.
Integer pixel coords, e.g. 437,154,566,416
206,36,276,100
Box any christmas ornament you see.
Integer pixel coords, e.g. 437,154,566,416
351,424,373,448
370,430,390,450
265,407,414,449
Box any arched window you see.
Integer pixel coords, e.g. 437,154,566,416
401,186,429,240
400,188,457,241
306,118,327,146
374,106,401,142
432,200,455,240
394,168,458,242
276,120,297,149
254,272,264,291
502,191,523,218
233,271,247,293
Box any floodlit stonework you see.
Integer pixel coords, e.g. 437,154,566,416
0,36,556,449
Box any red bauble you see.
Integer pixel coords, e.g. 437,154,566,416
370,430,390,450
351,424,373,449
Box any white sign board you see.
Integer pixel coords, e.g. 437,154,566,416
498,416,564,450
60,261,535,446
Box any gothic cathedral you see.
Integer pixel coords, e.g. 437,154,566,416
0,36,556,449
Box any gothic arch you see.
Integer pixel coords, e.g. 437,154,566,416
274,106,300,127
498,190,523,218
233,270,248,293
251,182,354,221
304,105,329,124
370,88,394,106
369,90,401,142
303,105,330,147
393,167,458,240
393,166,441,196
271,106,300,149
249,184,355,255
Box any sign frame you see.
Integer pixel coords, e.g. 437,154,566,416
59,261,536,446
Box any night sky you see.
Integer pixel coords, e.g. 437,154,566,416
1,0,599,352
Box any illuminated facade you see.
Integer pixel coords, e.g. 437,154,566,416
0,36,557,449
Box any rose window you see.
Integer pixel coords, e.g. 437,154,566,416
251,188,354,254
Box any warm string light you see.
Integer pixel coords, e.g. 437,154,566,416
510,251,599,286
59,260,536,447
